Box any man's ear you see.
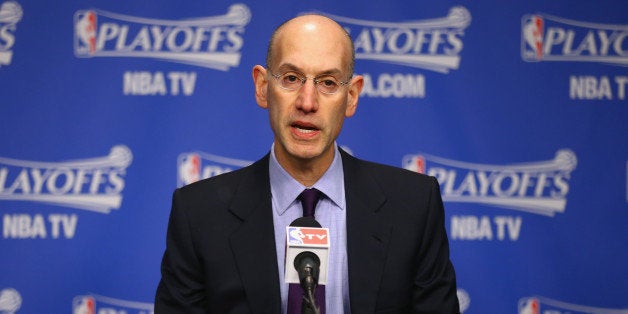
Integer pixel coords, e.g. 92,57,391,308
252,65,269,109
345,75,364,117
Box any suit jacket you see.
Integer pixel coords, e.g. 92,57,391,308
155,150,459,313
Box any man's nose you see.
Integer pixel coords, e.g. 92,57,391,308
296,80,319,113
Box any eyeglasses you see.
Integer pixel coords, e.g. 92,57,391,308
269,70,350,95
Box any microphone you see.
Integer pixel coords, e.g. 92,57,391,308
286,217,329,313
290,216,321,228
294,250,320,292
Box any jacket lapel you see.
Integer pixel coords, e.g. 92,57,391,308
342,150,391,313
228,155,282,313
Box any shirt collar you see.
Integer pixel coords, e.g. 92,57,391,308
269,143,346,216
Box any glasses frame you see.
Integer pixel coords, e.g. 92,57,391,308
268,69,351,95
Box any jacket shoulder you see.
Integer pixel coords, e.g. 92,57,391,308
342,151,436,187
175,154,269,204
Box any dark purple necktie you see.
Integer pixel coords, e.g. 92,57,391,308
287,188,325,314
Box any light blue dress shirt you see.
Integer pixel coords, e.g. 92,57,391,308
269,143,350,314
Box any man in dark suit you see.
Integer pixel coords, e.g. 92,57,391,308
155,14,459,313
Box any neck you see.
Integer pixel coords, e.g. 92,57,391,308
274,147,335,187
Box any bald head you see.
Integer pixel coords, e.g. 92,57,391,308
265,14,355,77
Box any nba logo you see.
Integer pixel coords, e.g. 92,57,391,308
522,15,544,60
518,297,540,314
288,227,328,245
73,296,96,314
403,155,425,174
287,227,304,245
74,11,97,55
178,153,201,186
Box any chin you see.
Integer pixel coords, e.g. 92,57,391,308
287,145,324,161
291,150,322,161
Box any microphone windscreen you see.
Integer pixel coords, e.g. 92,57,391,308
289,216,321,228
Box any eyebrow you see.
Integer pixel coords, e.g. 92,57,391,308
276,63,344,77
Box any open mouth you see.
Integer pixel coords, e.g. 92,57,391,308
292,122,319,134
295,126,316,133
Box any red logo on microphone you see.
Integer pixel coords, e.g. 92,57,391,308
287,227,328,245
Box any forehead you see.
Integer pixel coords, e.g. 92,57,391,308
272,18,351,74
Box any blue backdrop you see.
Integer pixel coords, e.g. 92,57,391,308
1,1,627,313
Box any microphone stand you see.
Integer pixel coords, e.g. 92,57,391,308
300,265,321,314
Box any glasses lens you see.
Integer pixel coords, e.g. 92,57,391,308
279,73,303,90
315,76,341,94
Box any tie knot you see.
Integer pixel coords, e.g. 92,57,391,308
298,188,322,218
